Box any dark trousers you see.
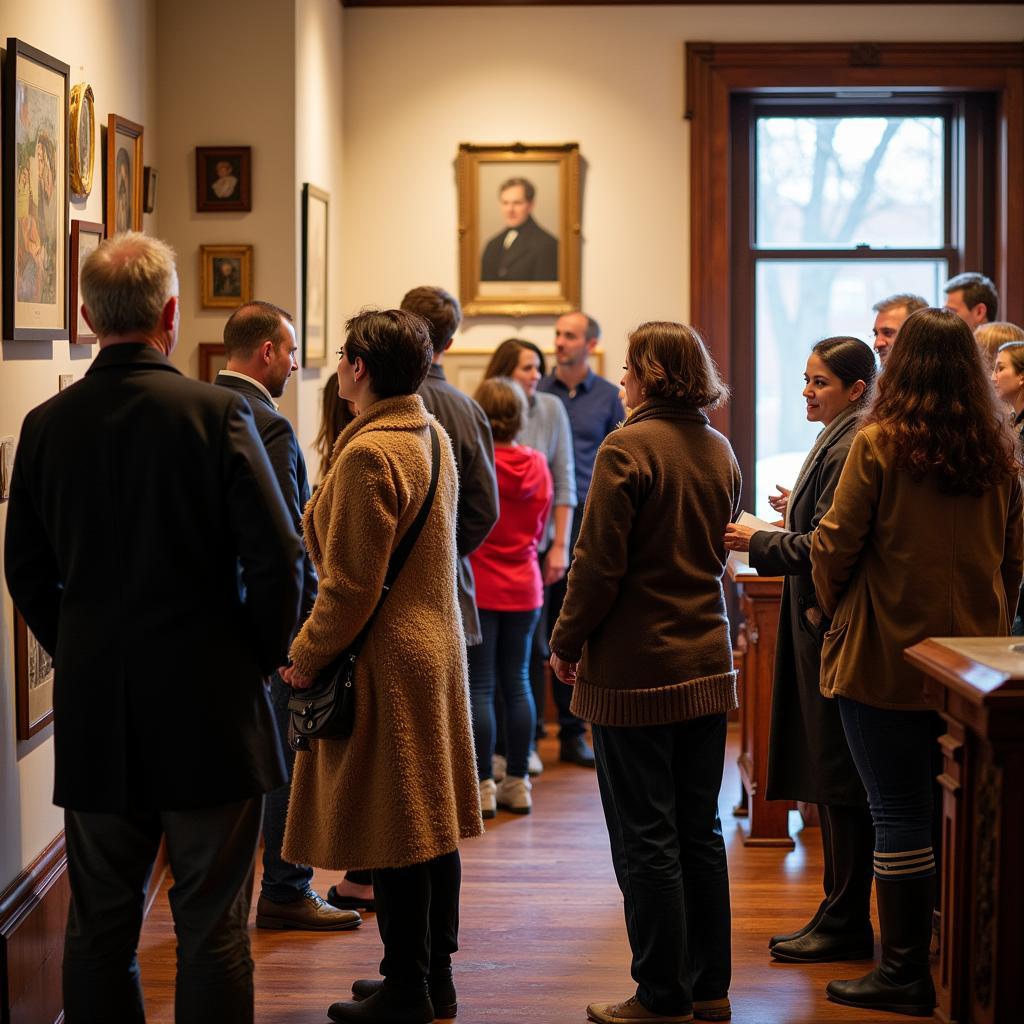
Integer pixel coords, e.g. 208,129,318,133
372,850,461,988
817,801,875,933
261,673,314,902
63,797,262,1024
468,608,540,778
837,697,939,879
593,714,731,1015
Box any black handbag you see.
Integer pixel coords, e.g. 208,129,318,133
288,424,441,749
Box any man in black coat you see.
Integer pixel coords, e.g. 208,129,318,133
4,233,304,1024
480,177,559,281
215,301,360,933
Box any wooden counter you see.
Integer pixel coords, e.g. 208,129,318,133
905,637,1024,1024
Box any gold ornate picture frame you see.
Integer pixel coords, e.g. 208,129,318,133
106,112,144,233
69,82,95,197
15,606,54,740
457,142,581,318
200,243,253,309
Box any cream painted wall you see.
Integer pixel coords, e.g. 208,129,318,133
0,0,158,887
341,4,1024,383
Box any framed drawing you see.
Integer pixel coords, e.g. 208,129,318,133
69,219,104,344
143,167,157,213
69,81,95,197
200,244,252,309
198,342,228,383
106,113,143,233
302,183,329,367
3,37,70,341
15,607,55,740
457,142,581,318
196,146,251,212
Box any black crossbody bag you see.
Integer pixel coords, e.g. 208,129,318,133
288,424,441,750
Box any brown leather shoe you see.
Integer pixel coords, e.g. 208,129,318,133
256,891,362,931
586,996,693,1023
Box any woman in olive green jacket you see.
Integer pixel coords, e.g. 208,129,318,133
810,308,1023,1017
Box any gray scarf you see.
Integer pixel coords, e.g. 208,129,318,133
785,404,859,530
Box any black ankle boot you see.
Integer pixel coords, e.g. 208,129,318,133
329,983,434,1023
351,972,458,1018
826,875,937,1017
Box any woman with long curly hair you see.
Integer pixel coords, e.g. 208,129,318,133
811,307,1023,1017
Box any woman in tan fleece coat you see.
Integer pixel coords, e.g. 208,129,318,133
281,309,482,1024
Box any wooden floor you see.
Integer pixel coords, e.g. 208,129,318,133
138,727,917,1023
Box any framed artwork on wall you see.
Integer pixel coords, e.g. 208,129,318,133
69,81,95,198
106,113,143,234
457,142,581,318
196,146,251,212
198,342,228,383
15,606,55,740
302,183,329,367
69,219,104,344
200,244,252,309
2,37,70,341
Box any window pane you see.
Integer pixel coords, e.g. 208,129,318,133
756,116,945,249
754,259,946,521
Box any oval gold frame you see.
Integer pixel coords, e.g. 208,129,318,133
69,82,95,197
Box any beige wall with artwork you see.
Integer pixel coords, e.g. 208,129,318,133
0,0,158,888
340,3,1024,383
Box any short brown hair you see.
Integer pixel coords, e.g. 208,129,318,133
872,293,929,317
474,377,527,442
976,322,1024,371
223,300,292,359
80,231,176,337
944,272,999,321
343,309,432,398
626,321,729,410
400,286,461,357
499,177,535,202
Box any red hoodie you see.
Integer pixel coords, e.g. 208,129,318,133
471,444,553,612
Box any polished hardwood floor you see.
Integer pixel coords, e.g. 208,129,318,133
138,728,916,1023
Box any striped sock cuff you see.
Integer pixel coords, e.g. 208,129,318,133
873,847,936,879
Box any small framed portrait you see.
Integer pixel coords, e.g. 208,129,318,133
15,606,55,740
3,37,70,341
200,244,252,309
301,183,329,367
198,342,228,383
69,219,104,344
143,166,157,214
196,146,251,212
457,142,581,318
106,113,144,234
69,82,95,197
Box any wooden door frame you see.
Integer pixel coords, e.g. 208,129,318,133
685,42,1024,437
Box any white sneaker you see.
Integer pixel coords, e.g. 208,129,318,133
527,749,544,776
496,775,532,815
479,778,497,820
492,754,507,782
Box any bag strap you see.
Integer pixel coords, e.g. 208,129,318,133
348,423,441,656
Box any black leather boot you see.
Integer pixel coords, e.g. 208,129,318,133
769,803,833,948
328,982,434,1024
772,803,874,963
351,971,457,1019
826,875,937,1017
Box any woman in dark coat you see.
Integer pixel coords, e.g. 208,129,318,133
724,336,876,964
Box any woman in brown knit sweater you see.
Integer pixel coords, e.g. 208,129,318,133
550,322,740,1024
281,310,482,1024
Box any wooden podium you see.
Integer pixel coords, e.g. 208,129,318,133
727,562,794,847
904,637,1024,1024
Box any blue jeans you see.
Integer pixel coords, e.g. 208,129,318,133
468,608,540,779
261,673,314,902
837,696,940,880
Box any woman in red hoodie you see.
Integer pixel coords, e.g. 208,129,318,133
469,378,553,817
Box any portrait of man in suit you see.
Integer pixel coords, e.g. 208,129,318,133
480,176,559,282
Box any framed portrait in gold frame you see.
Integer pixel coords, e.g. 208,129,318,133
69,82,95,197
15,606,55,740
105,113,143,233
457,142,580,318
200,244,252,309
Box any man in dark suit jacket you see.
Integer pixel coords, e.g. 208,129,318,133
480,177,559,281
4,233,304,1024
215,300,360,933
